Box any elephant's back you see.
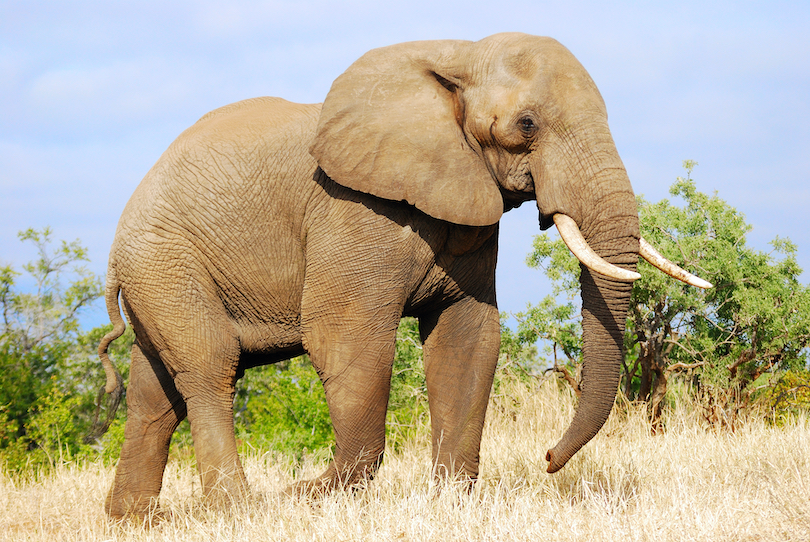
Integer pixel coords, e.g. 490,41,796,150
110,97,322,339
119,97,322,231
193,96,321,128
173,97,322,187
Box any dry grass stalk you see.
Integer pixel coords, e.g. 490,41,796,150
1,379,808,541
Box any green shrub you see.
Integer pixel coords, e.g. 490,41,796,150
767,370,810,424
386,318,429,449
234,356,333,459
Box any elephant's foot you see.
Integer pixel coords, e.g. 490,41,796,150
431,471,477,496
284,477,335,499
284,460,379,499
433,460,479,485
105,490,163,524
200,480,250,511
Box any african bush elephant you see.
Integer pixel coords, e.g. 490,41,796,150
99,32,709,519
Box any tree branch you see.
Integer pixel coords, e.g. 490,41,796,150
666,361,706,374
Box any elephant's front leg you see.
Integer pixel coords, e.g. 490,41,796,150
297,317,400,494
420,296,501,481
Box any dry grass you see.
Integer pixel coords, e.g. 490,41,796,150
2,379,809,541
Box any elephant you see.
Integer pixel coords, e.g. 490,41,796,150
98,32,709,519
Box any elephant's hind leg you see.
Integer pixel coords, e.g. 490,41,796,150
169,327,248,508
106,342,187,520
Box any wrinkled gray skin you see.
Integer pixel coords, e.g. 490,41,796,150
101,33,639,519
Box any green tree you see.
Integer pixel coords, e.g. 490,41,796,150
233,356,334,459
638,165,810,426
520,163,810,426
506,230,583,392
0,228,105,469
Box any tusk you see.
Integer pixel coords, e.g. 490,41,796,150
639,238,713,289
553,214,641,282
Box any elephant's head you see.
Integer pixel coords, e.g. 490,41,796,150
311,33,709,473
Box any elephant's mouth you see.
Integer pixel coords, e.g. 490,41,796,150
499,156,536,212
538,211,554,231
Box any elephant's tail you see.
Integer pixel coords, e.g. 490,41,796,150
98,268,125,395
86,268,126,443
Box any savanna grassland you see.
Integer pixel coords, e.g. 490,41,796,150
3,177,810,541
2,378,809,542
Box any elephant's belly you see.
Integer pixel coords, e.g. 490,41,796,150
208,249,306,356
235,316,304,359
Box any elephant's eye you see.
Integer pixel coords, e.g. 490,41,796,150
518,116,536,135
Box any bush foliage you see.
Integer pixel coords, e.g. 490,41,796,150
518,162,810,427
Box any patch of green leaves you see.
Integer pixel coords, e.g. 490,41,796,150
517,162,810,420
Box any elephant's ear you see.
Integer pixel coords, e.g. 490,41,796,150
310,40,503,227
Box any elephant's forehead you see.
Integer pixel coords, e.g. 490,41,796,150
474,34,578,77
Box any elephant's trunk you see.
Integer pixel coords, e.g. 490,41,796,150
545,188,639,474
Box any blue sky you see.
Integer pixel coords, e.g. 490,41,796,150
1,0,808,329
